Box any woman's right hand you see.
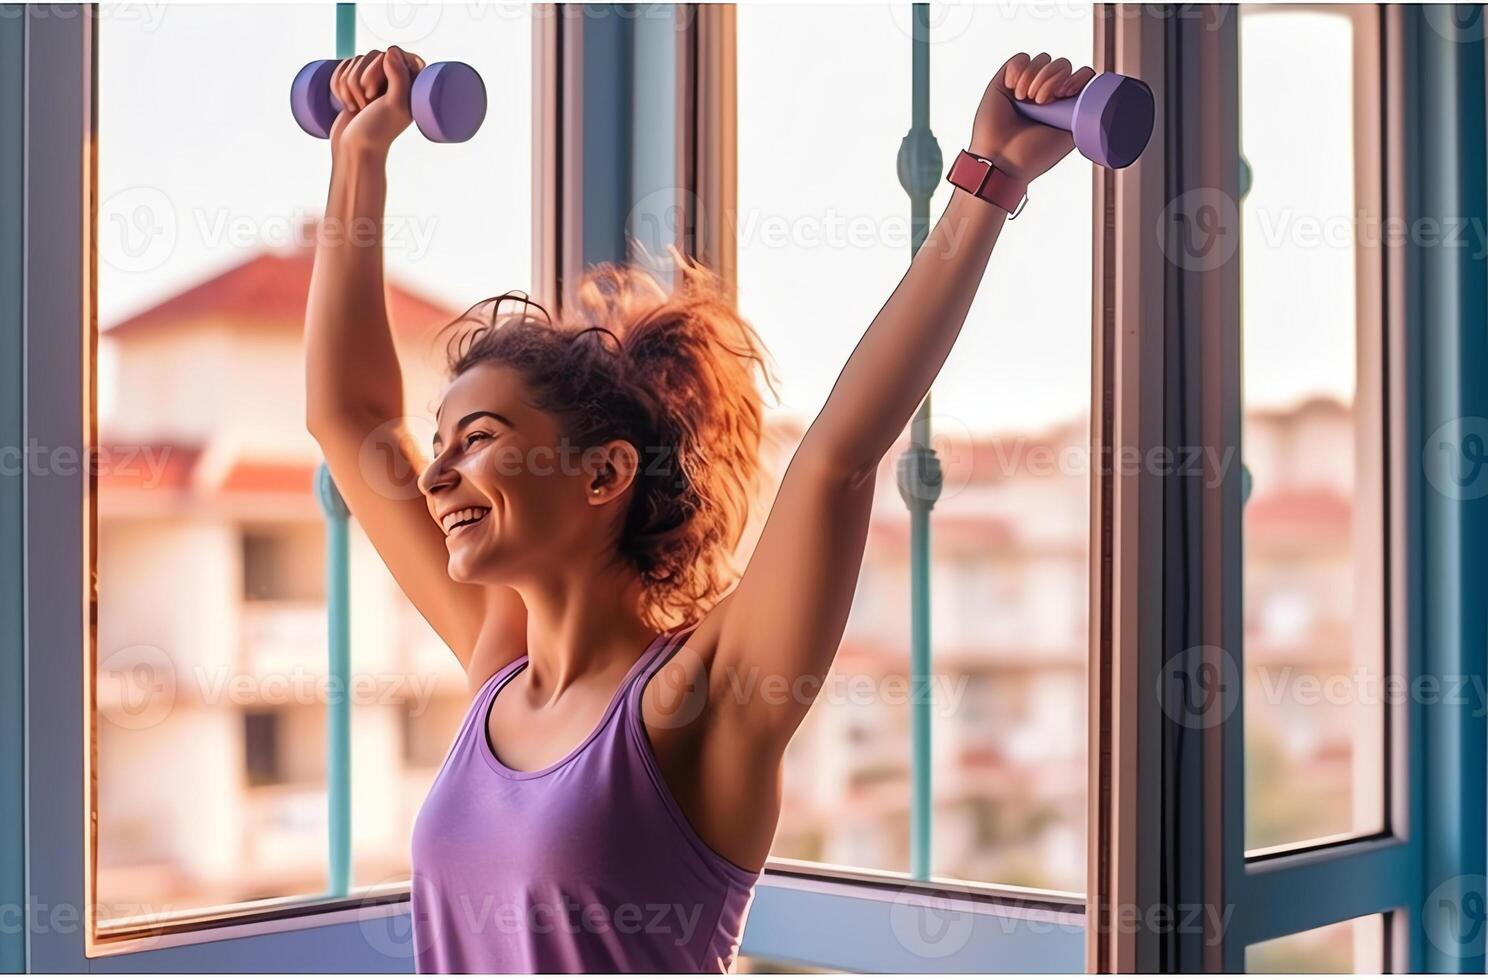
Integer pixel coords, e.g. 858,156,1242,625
969,52,1091,184
328,45,426,157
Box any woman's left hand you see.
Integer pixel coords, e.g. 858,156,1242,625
969,52,1095,184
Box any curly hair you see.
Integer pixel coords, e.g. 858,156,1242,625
438,256,774,630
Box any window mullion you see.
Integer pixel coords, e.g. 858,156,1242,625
23,3,92,970
892,1,943,884
0,4,26,973
1089,4,1245,972
311,0,358,905
315,464,352,899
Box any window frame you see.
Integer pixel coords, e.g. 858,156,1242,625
0,2,26,973
1086,4,1484,973
17,1,1481,974
18,1,1091,970
21,4,93,972
1236,0,1394,861
19,1,521,967
1227,4,1422,968
722,1,1099,969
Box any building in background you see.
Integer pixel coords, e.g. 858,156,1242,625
96,238,465,912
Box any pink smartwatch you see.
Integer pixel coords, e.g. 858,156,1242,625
946,150,1028,218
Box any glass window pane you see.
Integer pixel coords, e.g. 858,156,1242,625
1239,7,1386,852
96,3,530,925
737,3,1091,890
1246,914,1387,973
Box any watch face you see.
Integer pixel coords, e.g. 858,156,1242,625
947,150,1023,214
947,150,991,194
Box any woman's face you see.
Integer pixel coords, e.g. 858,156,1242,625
418,362,629,585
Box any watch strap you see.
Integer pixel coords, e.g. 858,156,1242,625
946,150,1028,217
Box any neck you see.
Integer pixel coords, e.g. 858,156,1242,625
513,558,657,697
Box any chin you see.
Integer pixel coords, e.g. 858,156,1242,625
447,553,493,585
447,544,522,587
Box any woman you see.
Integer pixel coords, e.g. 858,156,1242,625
306,44,1089,973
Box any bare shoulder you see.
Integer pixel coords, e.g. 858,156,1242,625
638,591,782,872
638,594,733,728
641,591,786,756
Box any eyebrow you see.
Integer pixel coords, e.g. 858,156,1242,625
432,410,514,450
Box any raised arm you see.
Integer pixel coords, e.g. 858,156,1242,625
304,47,525,682
703,53,1093,748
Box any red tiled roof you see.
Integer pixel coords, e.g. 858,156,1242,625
1245,487,1352,528
104,242,458,340
866,512,1017,553
220,460,318,495
95,442,204,493
774,427,1089,493
1246,395,1351,425
96,442,317,498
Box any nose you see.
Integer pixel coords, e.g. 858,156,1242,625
418,449,459,497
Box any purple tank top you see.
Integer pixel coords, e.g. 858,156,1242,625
410,628,761,973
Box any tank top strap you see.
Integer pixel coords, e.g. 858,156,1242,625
622,625,700,720
464,656,528,730
638,625,697,682
482,654,530,696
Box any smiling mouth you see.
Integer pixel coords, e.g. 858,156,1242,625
442,507,492,536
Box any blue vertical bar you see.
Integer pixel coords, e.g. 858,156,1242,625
627,6,678,284
894,3,942,881
315,464,352,898
1414,7,1487,973
319,0,356,906
0,5,27,973
580,4,634,269
336,2,355,59
907,486,933,881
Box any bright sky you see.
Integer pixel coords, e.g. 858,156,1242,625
97,2,1358,436
1239,9,1358,411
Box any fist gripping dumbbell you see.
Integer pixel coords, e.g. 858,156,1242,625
290,58,487,143
1013,71,1154,170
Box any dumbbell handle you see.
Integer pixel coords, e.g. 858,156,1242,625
1016,97,1079,132
290,58,486,143
1011,71,1154,170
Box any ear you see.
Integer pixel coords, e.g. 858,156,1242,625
585,440,640,506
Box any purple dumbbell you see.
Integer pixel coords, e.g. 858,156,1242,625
290,58,487,143
1014,71,1154,169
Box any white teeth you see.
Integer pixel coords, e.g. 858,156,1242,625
441,507,490,534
